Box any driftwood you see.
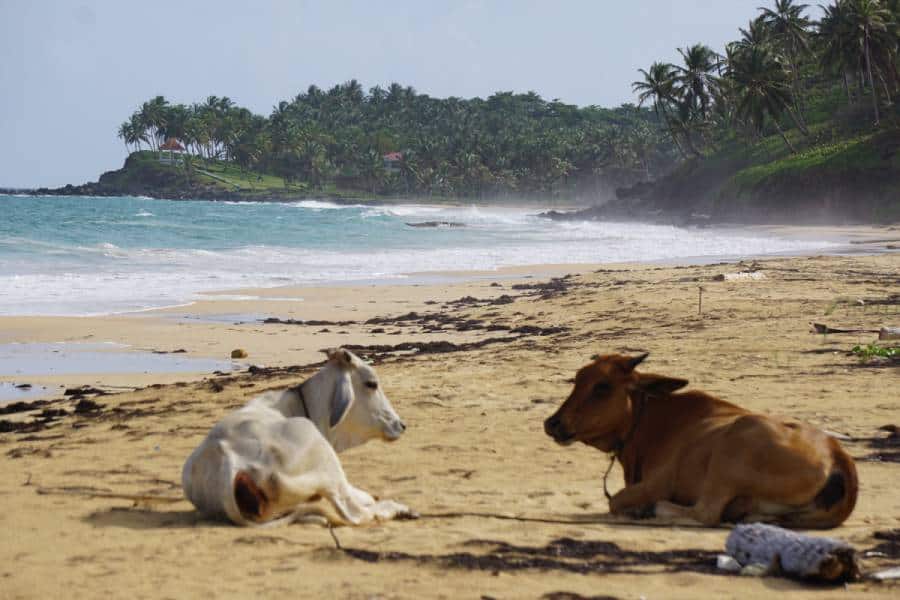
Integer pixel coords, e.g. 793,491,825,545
723,523,860,583
811,323,879,335
811,323,900,340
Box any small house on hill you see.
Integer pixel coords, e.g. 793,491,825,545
383,151,402,174
159,138,186,164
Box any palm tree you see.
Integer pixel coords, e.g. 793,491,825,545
632,62,690,157
845,0,894,124
138,96,169,152
675,43,721,120
818,1,858,104
672,44,721,155
727,46,802,152
737,16,774,53
759,1,811,72
117,121,136,153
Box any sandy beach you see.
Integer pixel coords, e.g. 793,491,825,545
2,249,899,599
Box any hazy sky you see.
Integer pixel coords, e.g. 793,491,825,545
3,1,786,188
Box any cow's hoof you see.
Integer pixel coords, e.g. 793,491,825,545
396,509,420,520
616,505,655,519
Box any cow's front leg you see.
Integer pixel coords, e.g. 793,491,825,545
654,488,736,527
346,484,417,521
608,477,668,518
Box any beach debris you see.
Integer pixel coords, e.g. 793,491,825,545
723,523,860,583
511,276,579,299
871,567,900,581
63,385,108,397
509,325,568,336
448,294,516,306
15,383,32,390
338,536,719,576
262,317,356,326
712,271,766,282
879,327,900,341
715,554,742,573
0,400,50,415
811,323,879,335
869,529,900,558
231,348,248,359
863,425,900,463
73,398,103,414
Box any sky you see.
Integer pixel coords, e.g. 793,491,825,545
1,0,794,188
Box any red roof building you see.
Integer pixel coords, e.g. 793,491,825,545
160,138,186,152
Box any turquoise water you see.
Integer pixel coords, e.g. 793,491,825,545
0,194,839,316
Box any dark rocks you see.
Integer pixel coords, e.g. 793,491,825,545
405,221,466,228
537,208,605,222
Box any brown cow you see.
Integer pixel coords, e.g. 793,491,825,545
544,353,858,529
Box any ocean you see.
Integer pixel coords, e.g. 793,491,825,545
0,194,841,316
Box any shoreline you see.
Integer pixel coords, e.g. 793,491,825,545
1,220,896,402
1,232,896,396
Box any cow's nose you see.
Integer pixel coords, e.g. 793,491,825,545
398,420,407,432
544,415,561,437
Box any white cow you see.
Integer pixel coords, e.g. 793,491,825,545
182,348,415,526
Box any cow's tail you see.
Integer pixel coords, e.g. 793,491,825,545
785,442,858,529
233,471,271,523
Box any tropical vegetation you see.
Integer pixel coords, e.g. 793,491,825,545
118,86,675,198
623,0,900,222
632,0,899,156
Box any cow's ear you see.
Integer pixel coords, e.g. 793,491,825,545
623,353,649,373
632,373,688,396
330,370,355,428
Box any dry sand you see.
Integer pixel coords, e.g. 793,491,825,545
1,252,899,599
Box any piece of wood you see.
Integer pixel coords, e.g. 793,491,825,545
725,523,860,583
811,323,879,335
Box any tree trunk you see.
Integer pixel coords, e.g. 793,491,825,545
772,118,796,154
658,103,688,159
784,105,810,137
842,71,852,104
877,69,893,105
678,121,702,157
864,30,880,125
788,52,807,128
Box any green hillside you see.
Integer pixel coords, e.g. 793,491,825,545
609,0,900,223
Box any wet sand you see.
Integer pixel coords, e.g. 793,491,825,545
1,251,899,599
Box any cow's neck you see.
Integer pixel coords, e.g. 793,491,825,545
616,391,652,485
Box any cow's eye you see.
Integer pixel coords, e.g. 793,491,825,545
592,382,610,397
365,381,378,390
